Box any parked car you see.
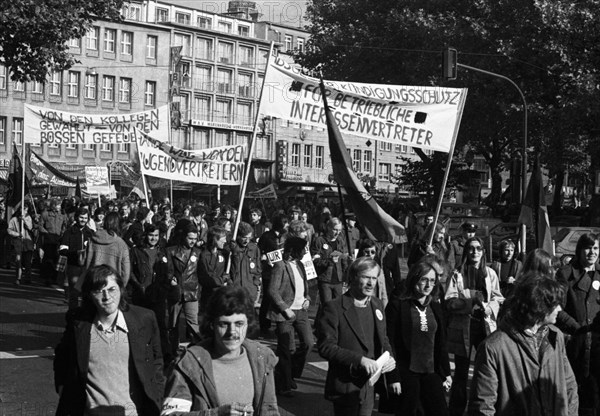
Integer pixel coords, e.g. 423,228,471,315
553,227,600,265
447,217,503,238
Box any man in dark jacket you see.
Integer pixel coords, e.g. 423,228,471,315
165,222,202,362
40,199,67,286
59,207,94,309
54,265,164,416
317,257,396,415
230,221,262,306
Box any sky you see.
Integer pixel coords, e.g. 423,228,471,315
164,0,309,26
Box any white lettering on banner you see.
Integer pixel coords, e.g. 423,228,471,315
24,105,168,145
262,56,467,153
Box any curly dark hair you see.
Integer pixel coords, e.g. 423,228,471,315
504,272,564,329
200,286,257,339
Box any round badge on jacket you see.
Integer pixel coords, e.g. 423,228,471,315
593,280,600,291
375,309,383,321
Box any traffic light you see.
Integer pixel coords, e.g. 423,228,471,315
442,48,457,81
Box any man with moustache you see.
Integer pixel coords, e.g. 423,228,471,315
161,286,280,416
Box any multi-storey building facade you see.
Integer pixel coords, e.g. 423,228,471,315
0,12,171,191
0,0,431,200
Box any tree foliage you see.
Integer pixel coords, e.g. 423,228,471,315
0,0,124,82
298,0,600,211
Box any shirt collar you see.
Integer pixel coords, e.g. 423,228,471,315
96,310,128,334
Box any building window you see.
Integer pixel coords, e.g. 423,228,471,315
410,146,415,154
217,41,233,63
291,143,300,167
0,117,6,145
395,164,403,176
197,16,212,28
67,71,80,98
191,128,210,149
352,149,362,171
363,150,372,172
296,37,305,52
14,81,24,92
144,81,156,106
238,72,252,97
402,145,408,153
102,76,115,101
32,81,44,94
87,27,99,50
119,78,131,103
0,66,6,90
12,118,23,145
194,66,211,91
238,45,254,67
156,7,169,22
216,69,232,94
382,142,392,151
215,100,231,123
175,12,191,25
84,143,94,151
146,35,157,59
257,49,268,67
117,143,130,153
196,37,213,60
49,71,62,96
378,163,391,181
123,3,141,20
121,31,133,55
303,144,312,167
316,146,324,168
218,21,232,33
238,25,249,37
84,74,97,99
284,35,292,51
100,143,111,152
104,29,116,53
173,93,189,122
236,102,252,125
69,37,81,48
180,62,191,88
193,95,211,120
215,131,230,146
66,142,76,150
173,33,191,56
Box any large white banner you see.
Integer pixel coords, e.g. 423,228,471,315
24,105,169,144
137,133,246,185
262,56,468,153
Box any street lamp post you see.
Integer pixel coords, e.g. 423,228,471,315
456,62,528,253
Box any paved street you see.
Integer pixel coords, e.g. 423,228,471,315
0,264,406,416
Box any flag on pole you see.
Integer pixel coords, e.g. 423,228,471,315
129,176,145,199
6,143,28,209
319,80,407,244
518,156,553,254
75,177,82,200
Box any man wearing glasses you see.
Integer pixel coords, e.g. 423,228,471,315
54,265,164,416
162,286,280,416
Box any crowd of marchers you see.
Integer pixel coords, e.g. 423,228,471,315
0,195,598,416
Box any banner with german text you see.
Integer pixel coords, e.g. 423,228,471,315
262,56,467,153
23,104,169,145
137,133,246,186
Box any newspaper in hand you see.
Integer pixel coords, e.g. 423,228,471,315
368,351,390,387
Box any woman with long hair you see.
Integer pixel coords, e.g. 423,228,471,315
383,258,452,416
198,225,231,308
408,221,455,276
7,202,36,284
445,236,504,416
490,239,523,296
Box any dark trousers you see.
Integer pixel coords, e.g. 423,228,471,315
274,309,314,391
317,280,343,305
41,242,59,283
259,276,272,331
396,372,449,416
15,250,33,282
332,385,375,416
